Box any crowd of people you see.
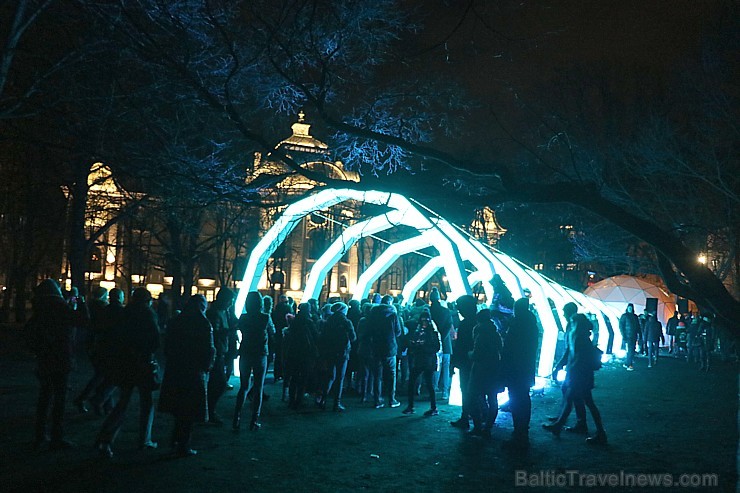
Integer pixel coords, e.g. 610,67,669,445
618,304,727,372
37,274,714,459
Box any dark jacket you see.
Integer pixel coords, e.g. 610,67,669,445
238,312,275,358
407,325,441,372
645,316,664,343
283,313,319,369
26,295,79,376
206,304,237,358
469,320,504,392
557,318,595,392
159,310,215,420
272,301,293,330
451,317,475,371
619,312,641,342
321,312,357,361
369,304,403,358
502,309,539,388
108,302,160,387
430,301,454,354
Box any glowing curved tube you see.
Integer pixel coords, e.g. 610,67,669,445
303,210,405,302
352,233,436,301
400,257,445,302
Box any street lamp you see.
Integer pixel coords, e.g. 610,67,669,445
697,254,707,264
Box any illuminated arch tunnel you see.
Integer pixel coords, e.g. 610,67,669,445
235,188,624,384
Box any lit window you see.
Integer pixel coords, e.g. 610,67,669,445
566,263,577,271
533,263,544,271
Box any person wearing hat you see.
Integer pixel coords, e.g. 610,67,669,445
26,279,86,450
318,302,357,411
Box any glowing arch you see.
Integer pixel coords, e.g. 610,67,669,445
235,188,623,379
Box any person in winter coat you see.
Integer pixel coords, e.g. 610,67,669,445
467,309,504,438
205,287,237,424
26,279,85,449
319,303,357,411
233,291,275,431
158,295,215,456
429,287,453,401
96,288,160,458
369,295,403,408
283,303,319,409
543,314,607,445
619,303,640,371
644,312,664,368
501,298,539,449
402,308,441,416
450,295,477,430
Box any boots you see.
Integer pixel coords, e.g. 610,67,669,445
232,412,241,431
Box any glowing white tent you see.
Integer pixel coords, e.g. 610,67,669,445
584,275,676,324
235,188,623,379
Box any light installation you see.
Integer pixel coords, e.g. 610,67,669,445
235,188,624,381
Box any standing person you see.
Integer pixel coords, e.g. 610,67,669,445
429,287,453,401
283,303,318,409
369,295,403,409
402,308,441,416
96,288,160,458
645,312,663,368
272,295,292,382
205,287,237,424
319,303,357,411
619,304,640,371
90,288,127,415
666,311,679,355
233,291,275,431
547,303,587,434
450,295,477,430
501,298,539,450
73,286,109,413
467,309,504,439
543,314,607,445
158,295,215,457
26,279,84,449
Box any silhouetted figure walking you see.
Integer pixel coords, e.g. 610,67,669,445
543,314,607,445
233,291,275,431
96,288,160,458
